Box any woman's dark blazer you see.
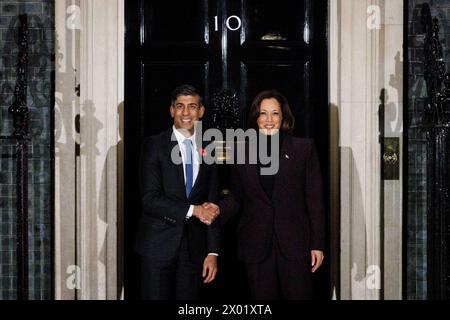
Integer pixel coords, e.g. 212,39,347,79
219,135,325,265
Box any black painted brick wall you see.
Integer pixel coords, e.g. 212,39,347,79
408,0,450,300
0,1,53,300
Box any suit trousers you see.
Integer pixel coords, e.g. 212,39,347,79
140,230,203,300
244,235,312,300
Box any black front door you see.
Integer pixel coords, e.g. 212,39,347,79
125,0,329,299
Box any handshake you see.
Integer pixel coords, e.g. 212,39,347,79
193,202,220,225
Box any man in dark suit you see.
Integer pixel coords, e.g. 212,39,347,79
134,84,220,300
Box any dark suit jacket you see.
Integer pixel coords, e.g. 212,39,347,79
220,135,325,264
134,128,220,264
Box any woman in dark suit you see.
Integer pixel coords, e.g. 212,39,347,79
207,89,325,299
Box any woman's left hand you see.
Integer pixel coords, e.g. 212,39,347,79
311,250,324,273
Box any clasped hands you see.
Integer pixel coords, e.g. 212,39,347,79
193,202,220,225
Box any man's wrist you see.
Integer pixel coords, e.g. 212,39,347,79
193,205,201,218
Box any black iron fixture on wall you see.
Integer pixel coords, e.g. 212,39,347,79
0,14,30,300
421,3,450,300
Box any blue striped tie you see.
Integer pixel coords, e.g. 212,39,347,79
183,139,193,197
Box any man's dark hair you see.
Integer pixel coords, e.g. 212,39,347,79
171,84,203,105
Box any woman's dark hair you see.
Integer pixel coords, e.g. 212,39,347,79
247,89,295,134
